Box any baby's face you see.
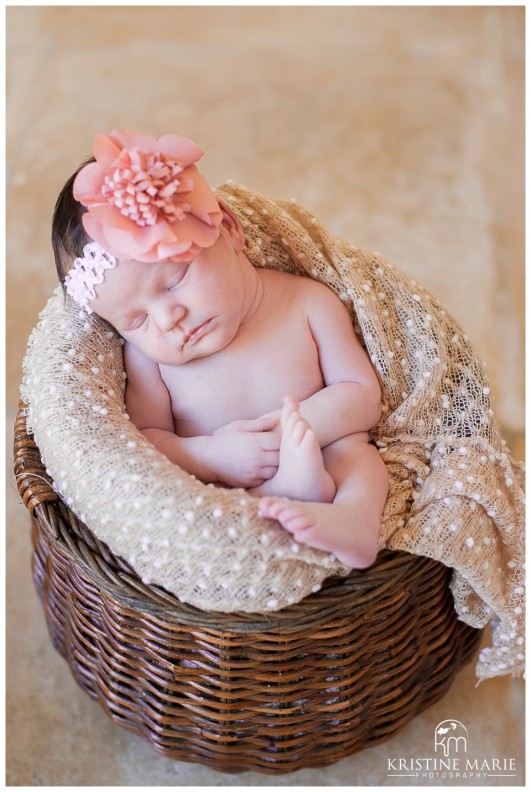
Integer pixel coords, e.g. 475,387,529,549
90,229,249,365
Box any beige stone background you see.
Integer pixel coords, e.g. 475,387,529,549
6,5,525,786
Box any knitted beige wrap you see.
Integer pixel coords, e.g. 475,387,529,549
21,183,525,681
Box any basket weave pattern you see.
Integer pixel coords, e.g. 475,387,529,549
14,405,481,774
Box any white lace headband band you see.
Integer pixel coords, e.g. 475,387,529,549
64,242,117,314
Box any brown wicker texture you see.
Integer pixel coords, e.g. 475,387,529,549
14,403,481,774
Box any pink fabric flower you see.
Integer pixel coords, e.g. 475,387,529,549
73,130,223,263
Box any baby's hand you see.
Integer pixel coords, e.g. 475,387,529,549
211,417,280,488
255,409,282,435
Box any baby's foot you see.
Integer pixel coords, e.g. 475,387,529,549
258,497,378,569
267,396,335,502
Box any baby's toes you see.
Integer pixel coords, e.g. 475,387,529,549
258,496,286,520
290,417,310,445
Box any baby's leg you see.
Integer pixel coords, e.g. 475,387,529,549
259,434,389,568
250,396,335,502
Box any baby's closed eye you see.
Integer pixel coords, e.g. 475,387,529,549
167,263,191,290
127,313,148,331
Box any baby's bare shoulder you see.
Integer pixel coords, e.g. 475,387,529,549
290,273,348,321
262,268,343,307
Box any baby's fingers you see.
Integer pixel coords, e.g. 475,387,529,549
260,465,278,481
251,415,280,432
260,432,281,451
260,449,280,468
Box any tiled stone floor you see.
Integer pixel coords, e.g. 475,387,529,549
6,6,524,786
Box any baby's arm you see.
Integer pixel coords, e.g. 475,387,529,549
124,341,213,478
124,342,279,487
296,282,382,448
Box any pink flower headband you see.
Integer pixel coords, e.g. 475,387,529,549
73,129,223,263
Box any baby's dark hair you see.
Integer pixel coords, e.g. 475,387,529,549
52,156,95,285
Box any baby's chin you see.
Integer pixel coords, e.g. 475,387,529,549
142,322,239,366
148,343,221,367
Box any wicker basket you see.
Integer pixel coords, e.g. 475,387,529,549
14,403,481,774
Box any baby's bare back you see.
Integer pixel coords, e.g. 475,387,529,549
160,270,326,437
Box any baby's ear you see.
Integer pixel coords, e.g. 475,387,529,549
218,200,245,252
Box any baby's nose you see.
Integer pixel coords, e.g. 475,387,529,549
157,301,186,332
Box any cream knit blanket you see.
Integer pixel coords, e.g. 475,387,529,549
21,183,525,681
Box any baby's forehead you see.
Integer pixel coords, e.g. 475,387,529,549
116,257,188,275
96,258,155,298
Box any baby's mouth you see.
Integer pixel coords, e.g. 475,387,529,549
184,319,212,345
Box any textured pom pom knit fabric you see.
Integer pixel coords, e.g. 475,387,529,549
21,183,525,681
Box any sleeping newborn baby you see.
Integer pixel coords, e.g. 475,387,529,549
53,129,389,568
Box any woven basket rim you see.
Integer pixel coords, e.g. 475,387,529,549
34,496,439,632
